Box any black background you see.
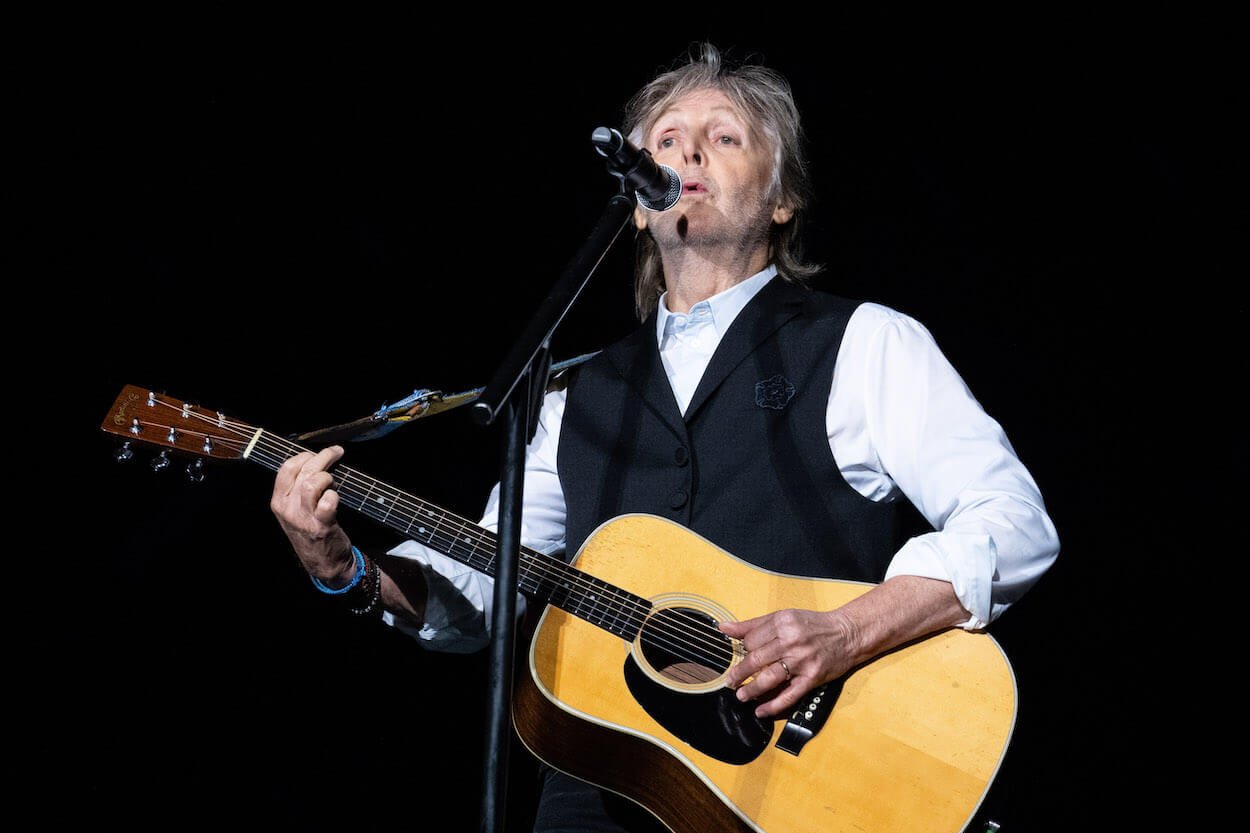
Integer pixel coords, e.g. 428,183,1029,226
31,12,1236,832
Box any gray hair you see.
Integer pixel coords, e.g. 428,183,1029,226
623,43,821,319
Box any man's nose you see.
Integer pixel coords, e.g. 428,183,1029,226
681,136,704,166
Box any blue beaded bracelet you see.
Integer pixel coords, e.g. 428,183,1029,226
310,546,366,595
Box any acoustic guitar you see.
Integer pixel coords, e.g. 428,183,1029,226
101,384,1016,833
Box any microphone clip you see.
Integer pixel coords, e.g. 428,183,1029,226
591,127,682,211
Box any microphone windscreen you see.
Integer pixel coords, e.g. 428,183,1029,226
638,165,682,212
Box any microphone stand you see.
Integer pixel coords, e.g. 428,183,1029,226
471,168,639,832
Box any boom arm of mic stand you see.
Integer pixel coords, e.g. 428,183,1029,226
471,193,637,427
474,191,637,833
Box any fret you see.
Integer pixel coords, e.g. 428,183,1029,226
390,502,418,534
517,564,544,597
334,479,368,514
357,475,377,507
333,471,369,512
582,576,607,629
570,580,588,621
375,482,396,524
405,509,430,539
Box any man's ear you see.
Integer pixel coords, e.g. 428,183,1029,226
772,204,794,225
634,204,649,231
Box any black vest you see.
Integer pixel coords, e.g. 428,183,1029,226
557,278,924,582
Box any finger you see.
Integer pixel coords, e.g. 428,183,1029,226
275,451,315,495
734,661,792,705
314,488,340,526
741,625,784,658
718,614,770,637
302,444,345,476
720,617,780,656
724,660,755,691
299,470,336,513
749,678,809,719
724,637,784,690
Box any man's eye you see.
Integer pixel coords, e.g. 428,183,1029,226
719,135,737,145
659,137,675,149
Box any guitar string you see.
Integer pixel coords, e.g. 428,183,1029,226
128,403,739,668
243,435,739,667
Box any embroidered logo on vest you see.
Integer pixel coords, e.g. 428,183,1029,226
755,374,796,409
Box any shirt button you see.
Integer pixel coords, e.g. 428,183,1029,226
674,446,689,466
669,489,688,509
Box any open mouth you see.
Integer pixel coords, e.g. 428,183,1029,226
683,182,709,194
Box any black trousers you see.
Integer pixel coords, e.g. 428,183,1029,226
530,764,669,833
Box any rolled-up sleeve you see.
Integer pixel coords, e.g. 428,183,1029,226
382,389,568,651
852,307,1059,628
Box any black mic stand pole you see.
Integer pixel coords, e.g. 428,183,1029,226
471,171,638,833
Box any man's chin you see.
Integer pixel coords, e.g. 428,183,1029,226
652,213,726,247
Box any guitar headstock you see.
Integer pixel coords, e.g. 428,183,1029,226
101,385,257,463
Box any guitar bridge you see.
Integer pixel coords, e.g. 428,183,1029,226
775,677,843,756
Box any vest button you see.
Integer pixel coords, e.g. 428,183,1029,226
669,489,688,509
674,446,689,466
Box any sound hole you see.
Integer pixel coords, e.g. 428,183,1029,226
639,606,735,686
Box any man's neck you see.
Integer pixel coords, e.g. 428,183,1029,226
660,245,771,314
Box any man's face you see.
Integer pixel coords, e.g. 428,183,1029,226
636,87,792,252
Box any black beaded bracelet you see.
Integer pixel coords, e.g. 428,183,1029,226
347,554,383,617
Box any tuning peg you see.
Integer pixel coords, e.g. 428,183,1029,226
114,442,135,463
150,450,171,472
185,459,205,483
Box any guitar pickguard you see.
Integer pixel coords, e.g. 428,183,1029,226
623,654,773,765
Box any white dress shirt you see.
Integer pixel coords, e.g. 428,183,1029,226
383,266,1059,651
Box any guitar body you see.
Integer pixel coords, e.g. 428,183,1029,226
514,514,1015,833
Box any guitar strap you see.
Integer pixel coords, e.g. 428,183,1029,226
292,351,600,445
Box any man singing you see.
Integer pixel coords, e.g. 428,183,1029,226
271,43,1059,832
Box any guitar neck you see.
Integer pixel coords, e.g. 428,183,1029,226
242,427,649,640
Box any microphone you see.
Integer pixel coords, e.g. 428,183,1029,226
591,127,682,211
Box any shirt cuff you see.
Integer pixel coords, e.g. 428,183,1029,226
381,540,503,654
883,531,997,630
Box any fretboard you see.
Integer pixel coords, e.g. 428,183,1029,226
245,428,649,641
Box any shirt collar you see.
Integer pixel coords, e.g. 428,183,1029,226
655,264,778,342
